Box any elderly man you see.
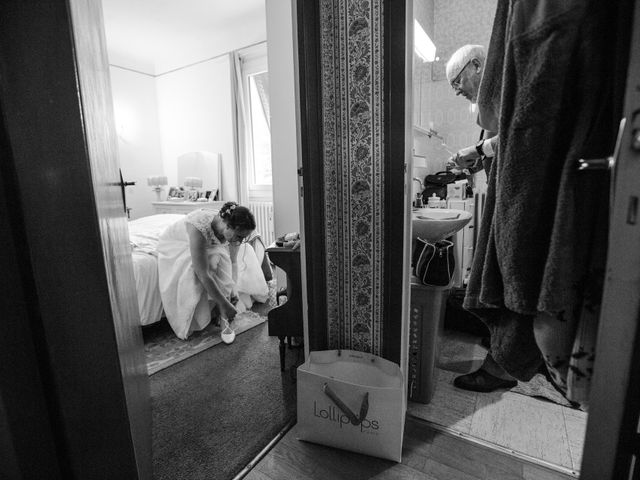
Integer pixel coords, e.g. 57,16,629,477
445,45,517,393
445,45,498,174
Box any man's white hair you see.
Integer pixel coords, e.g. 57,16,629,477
445,45,486,83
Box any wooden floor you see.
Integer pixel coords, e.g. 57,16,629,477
407,331,587,474
244,330,586,480
244,418,575,480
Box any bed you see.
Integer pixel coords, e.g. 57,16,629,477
128,213,270,332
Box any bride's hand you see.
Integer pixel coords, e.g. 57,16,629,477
220,300,238,322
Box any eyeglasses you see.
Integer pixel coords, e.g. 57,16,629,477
229,237,248,246
450,59,472,90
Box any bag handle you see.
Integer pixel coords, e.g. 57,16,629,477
322,383,369,426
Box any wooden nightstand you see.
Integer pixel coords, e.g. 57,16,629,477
151,201,226,215
266,244,303,371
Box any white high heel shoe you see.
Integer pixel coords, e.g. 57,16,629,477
221,318,236,344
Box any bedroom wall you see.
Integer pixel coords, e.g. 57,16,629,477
156,56,238,202
109,66,163,219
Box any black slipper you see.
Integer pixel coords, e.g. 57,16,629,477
453,368,517,393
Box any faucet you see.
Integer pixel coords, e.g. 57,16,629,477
412,177,423,191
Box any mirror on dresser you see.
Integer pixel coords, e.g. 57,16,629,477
151,151,223,214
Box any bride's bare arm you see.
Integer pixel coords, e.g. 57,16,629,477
186,224,236,319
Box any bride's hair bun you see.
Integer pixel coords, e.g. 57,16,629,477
219,201,238,220
219,202,256,231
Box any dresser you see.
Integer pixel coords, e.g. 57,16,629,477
151,201,226,215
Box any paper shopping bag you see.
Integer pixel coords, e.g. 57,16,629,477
296,350,406,462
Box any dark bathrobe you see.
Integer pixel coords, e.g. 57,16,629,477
463,0,632,381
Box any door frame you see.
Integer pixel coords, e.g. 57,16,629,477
294,0,328,352
294,0,410,364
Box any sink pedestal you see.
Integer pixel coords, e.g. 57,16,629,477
408,207,473,404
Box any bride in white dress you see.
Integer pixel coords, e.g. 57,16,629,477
157,202,267,339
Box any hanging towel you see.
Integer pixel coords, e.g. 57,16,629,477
464,0,631,382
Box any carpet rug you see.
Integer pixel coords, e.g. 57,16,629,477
143,310,268,375
151,321,300,480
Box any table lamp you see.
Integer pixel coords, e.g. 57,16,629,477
147,175,168,201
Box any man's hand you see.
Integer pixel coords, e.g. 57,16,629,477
448,145,481,169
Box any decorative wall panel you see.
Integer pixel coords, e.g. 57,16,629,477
320,0,384,354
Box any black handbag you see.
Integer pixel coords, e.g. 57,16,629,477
411,238,455,287
422,171,457,201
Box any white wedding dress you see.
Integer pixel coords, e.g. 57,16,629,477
157,209,268,339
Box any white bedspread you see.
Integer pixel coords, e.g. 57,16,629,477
129,214,184,325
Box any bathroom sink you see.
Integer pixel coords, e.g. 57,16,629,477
411,208,472,243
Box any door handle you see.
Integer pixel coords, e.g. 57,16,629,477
577,119,627,212
119,169,136,217
577,118,627,172
577,157,615,171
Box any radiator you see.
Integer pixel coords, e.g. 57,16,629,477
249,201,275,247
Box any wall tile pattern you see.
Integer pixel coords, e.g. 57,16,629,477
320,0,384,354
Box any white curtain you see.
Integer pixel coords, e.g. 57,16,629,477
231,51,249,205
253,72,270,131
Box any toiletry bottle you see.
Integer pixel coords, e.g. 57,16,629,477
428,193,440,208
414,193,423,208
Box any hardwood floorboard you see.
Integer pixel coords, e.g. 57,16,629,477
241,469,272,480
244,417,576,480
522,464,577,480
253,432,328,480
368,463,437,479
272,427,394,480
421,457,484,480
424,429,523,480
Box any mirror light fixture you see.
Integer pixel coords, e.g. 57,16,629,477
414,19,436,62
147,175,168,201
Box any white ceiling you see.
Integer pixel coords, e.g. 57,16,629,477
101,0,267,76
